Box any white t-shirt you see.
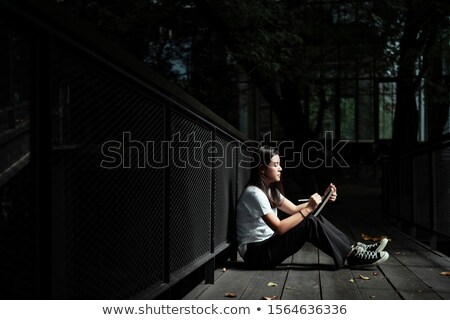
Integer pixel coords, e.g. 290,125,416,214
236,185,284,257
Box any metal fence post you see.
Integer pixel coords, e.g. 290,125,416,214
410,156,416,239
32,31,53,298
429,151,437,250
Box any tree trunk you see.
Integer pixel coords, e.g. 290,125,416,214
194,0,313,144
392,6,423,154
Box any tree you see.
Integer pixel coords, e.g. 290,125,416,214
59,0,450,154
59,0,242,127
392,0,450,154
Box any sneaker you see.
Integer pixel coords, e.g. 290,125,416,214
347,246,389,267
355,238,389,253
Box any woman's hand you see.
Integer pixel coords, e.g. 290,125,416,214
306,193,322,212
324,183,338,202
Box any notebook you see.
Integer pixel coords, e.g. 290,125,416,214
312,186,335,217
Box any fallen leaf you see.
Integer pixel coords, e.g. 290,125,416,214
224,292,237,298
440,271,450,276
261,296,279,300
369,295,376,299
267,282,278,287
395,251,401,255
349,278,355,283
372,272,379,276
358,274,370,280
361,233,391,242
285,286,295,290
222,268,227,272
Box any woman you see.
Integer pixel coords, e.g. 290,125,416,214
236,145,389,269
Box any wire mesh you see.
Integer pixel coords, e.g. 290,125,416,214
398,158,412,221
0,165,35,299
412,153,431,228
435,147,450,236
169,112,212,274
236,144,251,198
51,43,165,298
213,136,237,248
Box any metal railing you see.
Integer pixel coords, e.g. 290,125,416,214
0,0,250,299
382,134,450,251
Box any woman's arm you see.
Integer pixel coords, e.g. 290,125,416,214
278,183,338,215
278,193,321,215
262,211,306,235
278,197,307,215
265,193,322,235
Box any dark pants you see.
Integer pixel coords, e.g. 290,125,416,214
243,215,354,269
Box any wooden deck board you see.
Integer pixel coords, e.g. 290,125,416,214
193,268,258,300
182,268,226,300
282,243,321,300
318,250,363,300
240,268,289,300
378,256,441,299
349,268,401,299
381,231,450,299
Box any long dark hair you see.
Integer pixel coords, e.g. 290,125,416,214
247,145,284,208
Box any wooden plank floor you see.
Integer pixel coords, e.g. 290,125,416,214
184,179,450,300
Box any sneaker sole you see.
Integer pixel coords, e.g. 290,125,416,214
375,238,389,253
349,252,389,268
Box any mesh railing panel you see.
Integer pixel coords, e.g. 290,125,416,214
0,26,10,121
412,153,430,228
0,165,35,299
387,162,398,217
214,136,237,248
0,25,33,298
169,112,212,274
398,158,412,221
384,143,450,239
237,144,251,198
51,44,165,298
435,147,450,236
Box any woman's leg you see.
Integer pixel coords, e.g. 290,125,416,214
304,215,354,267
244,215,354,269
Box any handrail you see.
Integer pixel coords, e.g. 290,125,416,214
381,132,450,160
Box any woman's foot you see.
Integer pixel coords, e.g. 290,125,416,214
355,238,389,253
347,246,389,267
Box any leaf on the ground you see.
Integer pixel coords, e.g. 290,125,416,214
440,271,450,276
369,295,376,299
361,233,391,242
372,272,379,276
222,268,227,272
224,292,237,298
358,274,370,280
261,296,279,300
267,282,278,287
349,278,355,283
394,251,401,255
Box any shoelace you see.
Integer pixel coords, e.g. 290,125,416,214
357,242,378,250
353,246,379,259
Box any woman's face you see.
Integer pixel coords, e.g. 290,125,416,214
262,154,282,184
